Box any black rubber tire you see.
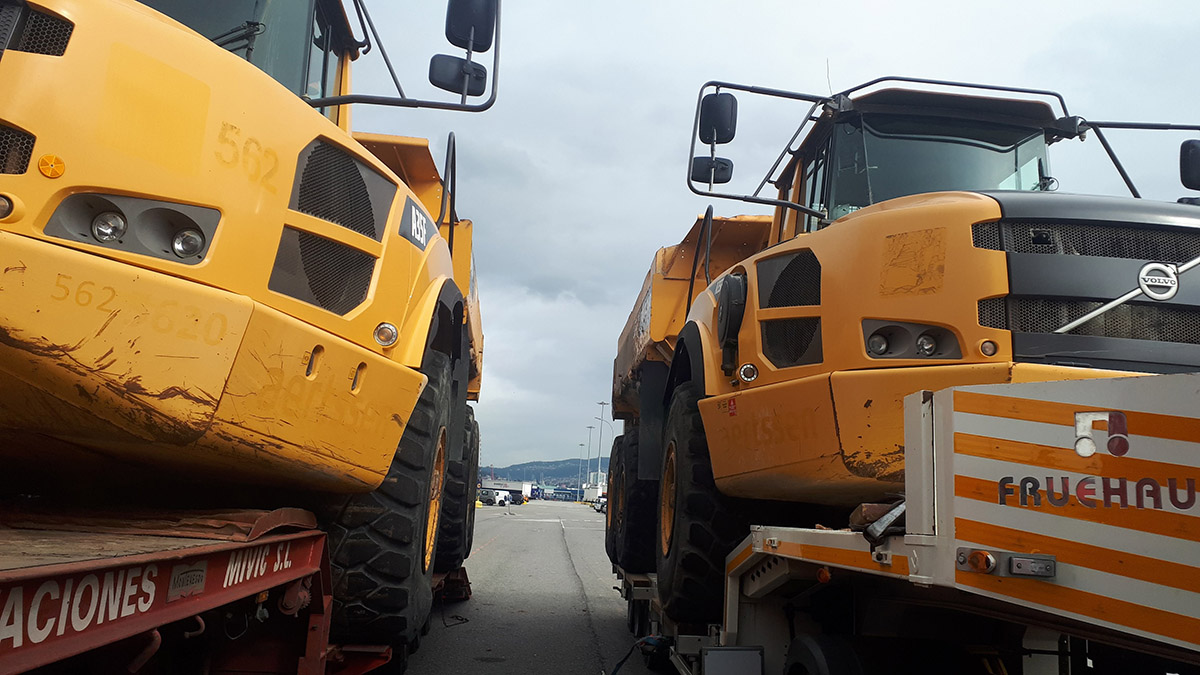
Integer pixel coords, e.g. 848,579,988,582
434,405,479,572
605,435,624,565
655,382,747,624
324,351,451,647
615,430,657,573
784,635,865,675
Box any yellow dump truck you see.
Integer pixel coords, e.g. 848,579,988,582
0,0,498,659
609,76,1200,624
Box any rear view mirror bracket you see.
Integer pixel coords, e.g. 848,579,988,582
686,81,829,221
306,0,502,113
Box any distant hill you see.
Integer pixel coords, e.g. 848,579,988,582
481,457,610,488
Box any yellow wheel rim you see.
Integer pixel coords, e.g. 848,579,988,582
660,441,677,557
424,427,447,572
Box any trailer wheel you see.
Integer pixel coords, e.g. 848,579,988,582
783,635,864,675
656,382,746,624
434,404,479,572
325,351,451,648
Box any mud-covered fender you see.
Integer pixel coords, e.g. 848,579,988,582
633,321,718,481
395,276,467,461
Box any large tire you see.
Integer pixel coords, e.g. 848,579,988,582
656,382,747,624
434,405,479,572
615,430,657,572
605,435,624,564
325,351,451,647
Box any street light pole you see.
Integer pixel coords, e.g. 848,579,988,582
585,425,596,494
577,442,585,499
596,401,609,484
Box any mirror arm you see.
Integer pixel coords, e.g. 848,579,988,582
350,0,405,97
458,27,476,105
1087,125,1141,199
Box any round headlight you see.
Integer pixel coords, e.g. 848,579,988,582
0,195,12,219
171,229,205,258
980,340,998,357
738,363,759,383
374,322,399,347
91,212,127,242
867,333,889,356
916,334,938,356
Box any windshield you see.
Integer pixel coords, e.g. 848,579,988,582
827,114,1049,219
139,0,311,96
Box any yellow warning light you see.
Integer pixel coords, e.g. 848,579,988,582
255,590,270,604
38,155,65,179
816,566,832,584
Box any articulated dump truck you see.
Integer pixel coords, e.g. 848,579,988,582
607,77,1200,665
0,0,497,667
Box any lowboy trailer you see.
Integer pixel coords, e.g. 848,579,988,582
617,372,1200,675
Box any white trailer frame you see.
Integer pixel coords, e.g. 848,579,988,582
622,373,1200,675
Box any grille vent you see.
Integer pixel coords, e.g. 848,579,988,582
13,9,73,56
757,250,821,308
0,123,34,174
268,228,375,316
978,297,1006,329
761,318,822,368
972,220,1200,264
996,297,1200,345
292,141,395,241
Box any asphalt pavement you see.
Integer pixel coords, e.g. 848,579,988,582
406,499,655,675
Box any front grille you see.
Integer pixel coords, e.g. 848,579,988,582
978,297,1006,329
972,220,1200,264
293,141,395,241
761,318,821,368
0,122,34,174
14,9,73,56
268,228,375,316
757,250,821,308
978,297,1200,345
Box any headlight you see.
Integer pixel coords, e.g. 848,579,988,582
171,229,205,258
91,212,127,242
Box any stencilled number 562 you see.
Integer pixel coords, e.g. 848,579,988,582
215,122,279,194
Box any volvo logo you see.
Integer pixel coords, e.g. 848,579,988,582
1137,262,1179,301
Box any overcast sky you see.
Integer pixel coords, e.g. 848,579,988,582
345,0,1200,470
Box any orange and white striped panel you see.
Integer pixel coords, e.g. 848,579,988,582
949,386,1200,654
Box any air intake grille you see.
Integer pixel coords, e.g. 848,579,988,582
268,228,375,316
757,249,821,308
0,123,34,174
972,220,1200,263
761,318,822,368
14,9,73,56
293,141,395,241
978,297,1200,345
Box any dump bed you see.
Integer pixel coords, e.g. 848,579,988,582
612,214,770,416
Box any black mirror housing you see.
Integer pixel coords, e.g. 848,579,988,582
1182,139,1200,190
429,55,488,96
446,0,496,52
691,157,734,185
699,93,737,144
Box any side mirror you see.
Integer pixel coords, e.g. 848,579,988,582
446,0,496,52
429,55,488,96
1182,139,1200,190
699,93,737,144
691,157,733,184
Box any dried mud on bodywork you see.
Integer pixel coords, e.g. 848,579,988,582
0,321,218,445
